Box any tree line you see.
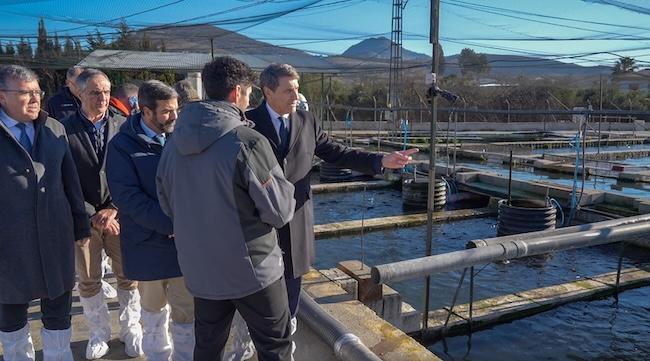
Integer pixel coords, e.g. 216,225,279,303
0,19,174,97
1,18,646,123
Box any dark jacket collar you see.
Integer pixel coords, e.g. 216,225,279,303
119,113,165,148
63,87,79,104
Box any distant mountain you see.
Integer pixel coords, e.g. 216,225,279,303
134,24,310,56
341,37,430,62
444,54,612,78
130,26,612,79
339,38,611,78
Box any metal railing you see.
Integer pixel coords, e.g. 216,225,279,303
299,291,382,361
319,103,648,124
371,215,650,285
368,214,650,337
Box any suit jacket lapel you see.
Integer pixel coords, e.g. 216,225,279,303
106,114,119,143
101,115,121,166
32,113,46,153
255,103,281,151
286,112,303,156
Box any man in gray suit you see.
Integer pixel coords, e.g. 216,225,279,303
0,64,90,361
246,63,417,355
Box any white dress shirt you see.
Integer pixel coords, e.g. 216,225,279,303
265,102,290,141
0,108,35,145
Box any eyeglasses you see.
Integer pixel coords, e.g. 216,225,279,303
0,89,45,98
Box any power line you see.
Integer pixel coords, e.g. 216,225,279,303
443,1,643,40
582,0,650,16
447,0,650,32
0,0,325,39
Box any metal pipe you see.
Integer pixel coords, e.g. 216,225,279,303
446,110,451,175
469,266,474,329
298,292,382,361
615,242,626,296
469,213,650,248
360,186,367,268
423,0,441,334
373,96,377,123
372,220,650,285
326,103,650,117
507,150,513,205
442,267,467,332
598,75,603,154
320,73,325,125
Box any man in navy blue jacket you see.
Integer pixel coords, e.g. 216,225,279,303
106,80,194,361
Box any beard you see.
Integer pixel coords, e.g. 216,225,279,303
152,114,175,133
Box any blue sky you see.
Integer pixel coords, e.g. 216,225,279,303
1,0,650,67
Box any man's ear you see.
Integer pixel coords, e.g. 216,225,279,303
261,86,271,99
141,106,153,119
67,81,77,94
227,85,240,104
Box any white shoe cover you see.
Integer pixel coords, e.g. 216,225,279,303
79,293,111,360
0,324,35,361
141,308,172,361
41,327,73,361
170,322,194,361
117,289,144,357
101,280,118,299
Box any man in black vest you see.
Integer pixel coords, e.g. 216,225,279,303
46,66,83,121
246,63,417,354
61,68,142,360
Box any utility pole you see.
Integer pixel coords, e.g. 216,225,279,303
389,0,404,129
423,0,440,336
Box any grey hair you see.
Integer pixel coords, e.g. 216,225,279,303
138,80,177,112
0,65,38,90
114,82,139,100
259,63,299,95
174,79,199,106
66,66,84,80
75,68,110,92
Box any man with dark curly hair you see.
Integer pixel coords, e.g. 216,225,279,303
157,56,295,361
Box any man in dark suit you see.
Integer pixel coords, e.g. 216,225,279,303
61,68,142,359
246,63,417,352
0,64,90,361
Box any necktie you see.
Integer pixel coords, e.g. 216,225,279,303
16,123,32,153
278,117,290,155
153,134,166,146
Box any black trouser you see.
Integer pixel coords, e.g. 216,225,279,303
193,277,292,361
0,291,72,332
279,227,301,317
